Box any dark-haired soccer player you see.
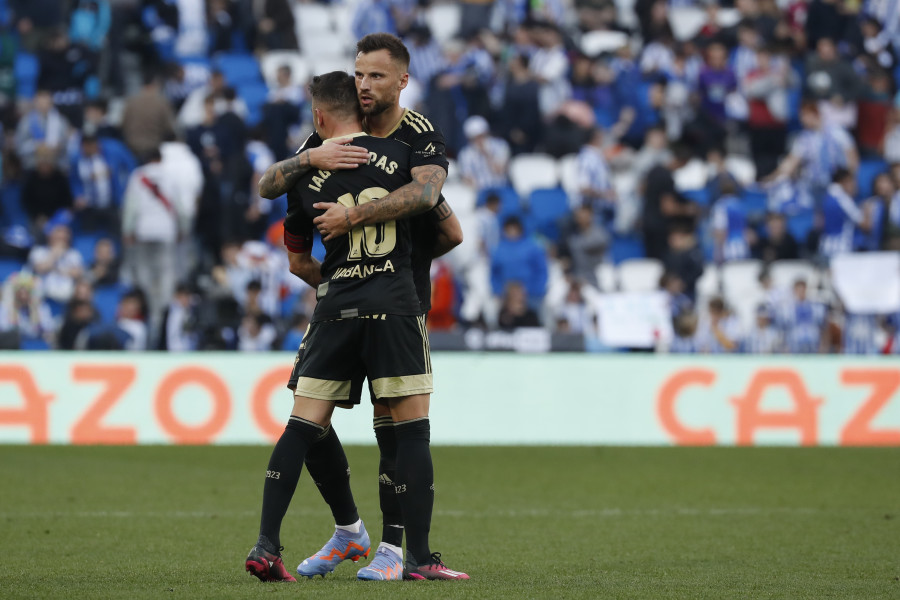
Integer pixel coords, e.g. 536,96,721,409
258,33,466,582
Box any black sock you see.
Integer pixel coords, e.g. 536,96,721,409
258,416,323,549
394,418,434,564
374,415,403,547
304,425,359,526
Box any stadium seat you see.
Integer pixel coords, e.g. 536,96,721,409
674,159,708,191
0,183,29,228
596,262,618,292
260,51,309,89
527,188,570,243
14,52,39,99
682,188,711,207
741,185,768,219
213,52,262,87
0,257,24,284
441,182,477,216
787,210,814,243
20,337,50,351
558,154,580,201
93,285,124,324
725,155,756,187
668,7,706,41
769,259,819,292
302,30,348,59
695,265,720,298
72,232,105,263
609,234,645,264
618,258,664,292
580,30,628,57
425,3,461,43
309,56,350,76
237,81,269,126
720,259,763,303
294,3,332,35
509,154,559,199
857,158,888,198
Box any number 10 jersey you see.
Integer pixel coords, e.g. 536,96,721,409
284,134,421,322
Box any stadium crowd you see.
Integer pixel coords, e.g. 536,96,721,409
1,0,900,354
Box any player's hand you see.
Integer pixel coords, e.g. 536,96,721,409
310,138,370,171
313,202,354,241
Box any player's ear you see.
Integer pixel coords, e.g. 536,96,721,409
398,72,408,92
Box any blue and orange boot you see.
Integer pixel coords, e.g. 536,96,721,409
296,521,371,578
357,543,404,581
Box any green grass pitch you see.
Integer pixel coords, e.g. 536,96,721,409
0,445,897,599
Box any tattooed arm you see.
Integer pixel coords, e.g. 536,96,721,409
257,138,371,199
431,201,463,258
313,165,447,241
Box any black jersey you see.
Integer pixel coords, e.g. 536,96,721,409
297,109,449,313
284,134,419,322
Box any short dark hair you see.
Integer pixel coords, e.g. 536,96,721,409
308,71,360,120
356,33,410,70
832,167,853,184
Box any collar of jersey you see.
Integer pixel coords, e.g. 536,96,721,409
322,131,368,144
364,108,408,138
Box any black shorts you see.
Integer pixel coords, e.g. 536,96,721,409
288,314,432,403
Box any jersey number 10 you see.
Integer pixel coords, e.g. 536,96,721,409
337,187,397,261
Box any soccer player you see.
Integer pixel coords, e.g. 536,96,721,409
245,70,450,582
258,34,465,581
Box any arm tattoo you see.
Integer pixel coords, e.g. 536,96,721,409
351,165,446,226
258,152,313,199
433,201,453,222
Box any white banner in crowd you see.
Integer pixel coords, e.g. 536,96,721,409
594,292,674,348
831,252,900,314
1,353,899,446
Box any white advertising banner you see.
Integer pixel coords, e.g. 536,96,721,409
0,353,899,446
831,252,900,314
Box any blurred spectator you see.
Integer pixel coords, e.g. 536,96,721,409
804,37,863,109
262,64,304,160
280,313,309,352
428,260,457,331
28,224,83,304
629,126,670,180
529,22,571,118
842,311,879,355
458,116,510,193
782,278,826,353
116,289,148,350
884,108,900,164
711,179,750,264
751,212,800,263
551,277,596,335
743,44,793,179
497,53,542,155
641,144,696,261
771,101,858,204
121,147,187,337
12,0,68,52
490,215,548,306
689,42,736,155
352,0,398,40
57,298,97,350
22,145,74,230
660,271,692,319
179,69,249,129
856,172,893,251
697,296,742,353
405,25,445,89
15,89,71,170
742,303,784,353
573,128,615,218
159,281,199,351
0,272,55,342
162,63,194,112
856,68,893,157
36,29,95,126
819,168,868,259
663,225,704,301
669,310,699,353
69,0,111,52
161,131,204,278
81,99,121,140
86,237,119,287
251,0,297,52
497,280,541,331
238,312,276,351
561,205,608,288
121,72,176,159
69,131,136,232
705,147,742,204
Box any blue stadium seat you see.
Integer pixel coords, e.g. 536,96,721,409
610,234,645,264
787,210,814,243
682,188,711,207
14,52,39,100
741,186,768,218
857,158,888,198
93,285,124,324
213,52,262,87
20,337,50,351
0,257,24,284
72,232,105,263
0,182,29,228
478,186,521,217
237,81,269,126
527,188,570,243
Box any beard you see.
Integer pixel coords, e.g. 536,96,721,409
360,96,393,117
